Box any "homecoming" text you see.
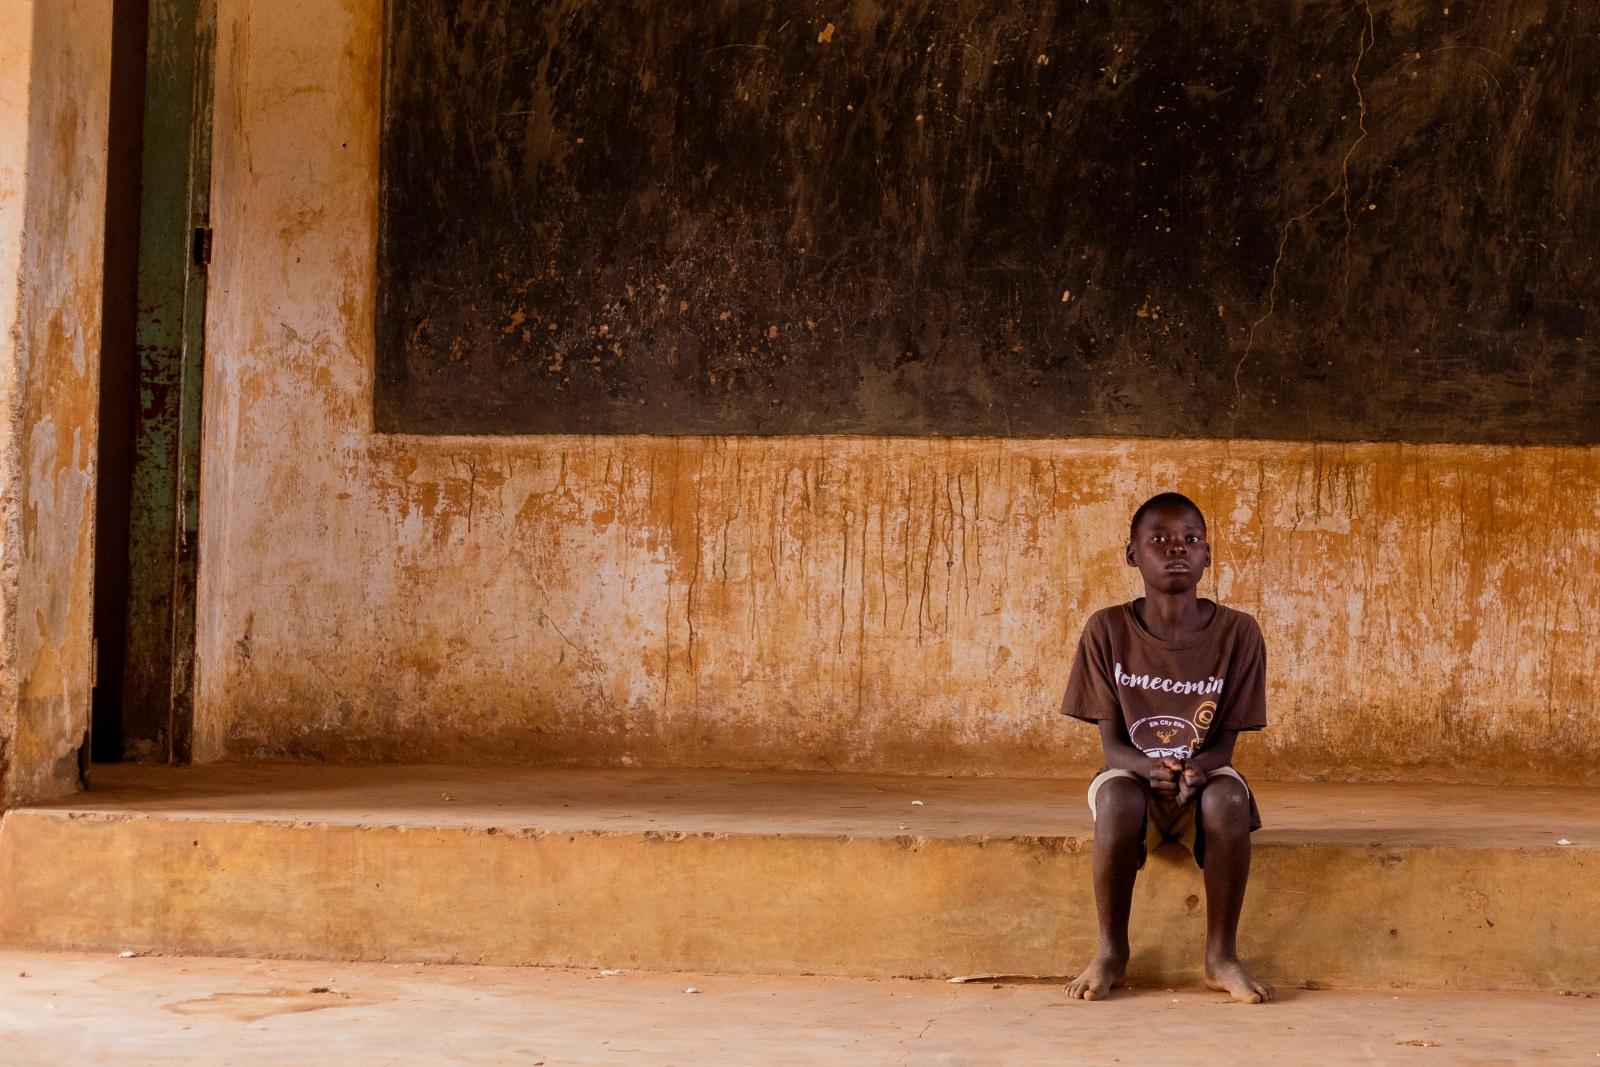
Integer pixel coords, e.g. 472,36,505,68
1114,663,1225,695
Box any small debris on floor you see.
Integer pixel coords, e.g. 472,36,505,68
1396,1039,1437,1047
684,987,699,994
1557,838,1572,845
911,800,924,806
599,969,622,977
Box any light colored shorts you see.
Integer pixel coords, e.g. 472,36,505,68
1087,766,1251,869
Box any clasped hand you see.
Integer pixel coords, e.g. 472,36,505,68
1147,756,1206,807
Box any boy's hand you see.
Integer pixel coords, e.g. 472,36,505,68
1174,763,1207,807
1147,757,1183,801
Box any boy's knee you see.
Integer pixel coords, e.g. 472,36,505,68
1094,776,1146,834
1199,776,1249,828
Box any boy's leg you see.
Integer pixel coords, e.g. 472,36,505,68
1198,775,1275,1003
1066,775,1145,1001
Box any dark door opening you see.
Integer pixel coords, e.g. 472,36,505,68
91,0,149,764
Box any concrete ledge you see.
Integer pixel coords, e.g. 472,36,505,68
1,764,1595,991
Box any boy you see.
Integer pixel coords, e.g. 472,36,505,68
1059,492,1274,1003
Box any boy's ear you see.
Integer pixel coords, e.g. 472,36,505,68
1125,542,1136,567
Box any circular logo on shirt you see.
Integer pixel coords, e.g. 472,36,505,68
1129,715,1201,758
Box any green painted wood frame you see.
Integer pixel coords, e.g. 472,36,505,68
122,0,214,762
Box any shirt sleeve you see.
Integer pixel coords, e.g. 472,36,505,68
1059,613,1121,723
1218,616,1268,731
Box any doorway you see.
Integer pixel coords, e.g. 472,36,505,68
91,0,214,765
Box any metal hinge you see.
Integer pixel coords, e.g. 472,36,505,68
192,226,213,267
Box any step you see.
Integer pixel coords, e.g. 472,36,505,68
1,764,1595,992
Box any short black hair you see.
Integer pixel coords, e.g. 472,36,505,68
1130,492,1206,541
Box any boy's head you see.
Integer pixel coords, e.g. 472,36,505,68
1128,492,1206,542
1126,492,1209,593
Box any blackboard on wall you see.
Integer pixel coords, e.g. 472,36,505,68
377,1,1599,442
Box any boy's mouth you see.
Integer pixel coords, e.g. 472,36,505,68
1163,562,1190,573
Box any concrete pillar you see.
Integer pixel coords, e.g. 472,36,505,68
0,0,112,807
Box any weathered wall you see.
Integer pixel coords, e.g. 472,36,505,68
199,0,1600,783
0,0,34,804
0,0,111,806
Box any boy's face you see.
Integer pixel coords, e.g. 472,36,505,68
1126,504,1210,594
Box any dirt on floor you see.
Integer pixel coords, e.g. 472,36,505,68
0,951,1594,1065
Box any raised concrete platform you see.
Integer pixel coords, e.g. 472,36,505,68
1,764,1595,992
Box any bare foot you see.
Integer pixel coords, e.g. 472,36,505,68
1065,951,1127,1001
1205,956,1275,1003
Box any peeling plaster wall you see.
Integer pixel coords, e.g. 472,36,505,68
199,0,1600,784
0,0,111,806
0,0,33,803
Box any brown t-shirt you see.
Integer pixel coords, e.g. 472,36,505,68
1061,599,1267,826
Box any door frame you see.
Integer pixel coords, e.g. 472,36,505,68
97,0,215,764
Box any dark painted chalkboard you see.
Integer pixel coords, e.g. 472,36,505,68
377,0,1599,442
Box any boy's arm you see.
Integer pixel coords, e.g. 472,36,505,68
1096,719,1180,800
1174,729,1241,805
1177,621,1269,803
1185,728,1239,777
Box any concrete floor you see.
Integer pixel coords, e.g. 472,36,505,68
0,951,1594,1066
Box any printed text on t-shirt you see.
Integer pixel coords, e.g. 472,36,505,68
1114,662,1225,696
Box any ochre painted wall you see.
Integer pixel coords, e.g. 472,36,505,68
0,0,111,806
0,0,34,804
198,0,1600,784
